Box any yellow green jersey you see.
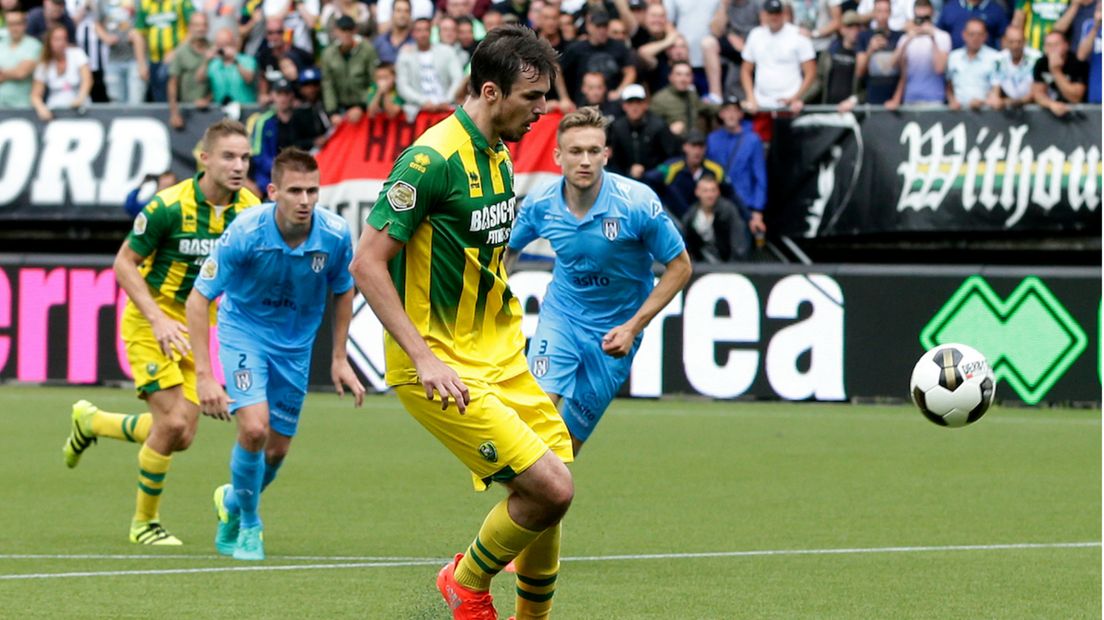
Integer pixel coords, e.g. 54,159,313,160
135,0,193,63
367,107,526,387
127,174,260,320
1015,0,1070,50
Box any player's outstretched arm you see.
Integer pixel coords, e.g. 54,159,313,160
185,289,233,420
351,225,471,413
330,288,365,407
602,250,693,357
114,243,190,358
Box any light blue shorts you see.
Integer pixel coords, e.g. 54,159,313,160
526,314,640,442
218,340,310,437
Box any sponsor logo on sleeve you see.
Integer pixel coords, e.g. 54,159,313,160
133,213,147,235
386,181,417,212
199,257,218,280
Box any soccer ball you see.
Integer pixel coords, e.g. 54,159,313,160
909,343,995,428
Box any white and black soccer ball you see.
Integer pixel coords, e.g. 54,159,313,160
909,343,996,428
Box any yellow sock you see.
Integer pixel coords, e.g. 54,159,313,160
455,498,541,592
91,410,152,443
134,444,171,523
513,523,560,620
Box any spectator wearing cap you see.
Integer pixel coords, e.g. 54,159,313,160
995,25,1042,107
367,62,404,117
681,173,752,262
319,0,374,46
134,0,193,102
855,0,903,105
885,0,950,108
167,12,211,129
1033,29,1088,116
322,14,379,124
561,9,636,102
645,129,736,219
606,84,681,179
705,97,766,237
1075,0,1100,104
945,18,1002,109
819,10,864,111
396,17,465,114
206,27,257,104
650,60,714,137
741,0,816,113
291,65,333,146
27,0,77,43
374,0,415,64
255,16,313,104
937,0,1008,50
248,79,320,188
0,10,44,108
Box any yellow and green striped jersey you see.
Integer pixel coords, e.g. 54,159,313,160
1015,0,1070,50
127,175,260,319
368,107,527,387
135,0,193,63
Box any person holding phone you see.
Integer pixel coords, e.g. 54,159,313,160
885,0,950,108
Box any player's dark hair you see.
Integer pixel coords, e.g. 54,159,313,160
557,106,608,140
272,148,319,186
201,119,248,153
468,24,559,97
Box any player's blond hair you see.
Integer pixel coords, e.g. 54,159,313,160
201,119,249,153
557,106,608,142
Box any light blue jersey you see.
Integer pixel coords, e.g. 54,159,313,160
195,203,355,352
510,171,685,330
509,171,684,442
194,204,354,434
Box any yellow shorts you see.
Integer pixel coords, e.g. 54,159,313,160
120,299,197,404
395,371,573,491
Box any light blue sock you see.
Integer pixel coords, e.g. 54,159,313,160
224,456,283,515
230,443,264,529
261,457,283,492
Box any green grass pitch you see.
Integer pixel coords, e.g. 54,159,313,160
0,385,1098,618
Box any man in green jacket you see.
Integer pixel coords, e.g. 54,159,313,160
321,15,379,125
650,61,716,137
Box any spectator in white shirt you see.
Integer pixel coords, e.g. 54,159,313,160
995,26,1042,106
396,17,465,114
945,18,1001,109
30,23,92,120
740,0,816,113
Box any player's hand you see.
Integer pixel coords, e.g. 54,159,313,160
151,315,191,358
601,324,637,358
416,356,470,414
197,374,233,421
331,358,365,407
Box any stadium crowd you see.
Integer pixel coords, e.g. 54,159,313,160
0,0,1099,260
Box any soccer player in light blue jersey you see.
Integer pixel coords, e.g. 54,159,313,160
507,106,693,455
185,148,365,561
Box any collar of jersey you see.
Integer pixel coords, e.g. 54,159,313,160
256,203,326,255
558,170,612,225
192,173,241,207
454,106,505,156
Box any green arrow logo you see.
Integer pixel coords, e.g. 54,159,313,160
920,277,1087,405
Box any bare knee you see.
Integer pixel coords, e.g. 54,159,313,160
237,421,268,451
156,414,192,451
701,35,719,52
535,461,574,523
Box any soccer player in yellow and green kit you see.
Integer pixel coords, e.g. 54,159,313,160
352,25,573,620
62,120,259,544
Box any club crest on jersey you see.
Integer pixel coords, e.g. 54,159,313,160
311,252,327,273
234,369,252,391
199,257,218,280
387,181,417,211
532,356,549,378
602,218,620,241
133,213,147,235
478,441,498,463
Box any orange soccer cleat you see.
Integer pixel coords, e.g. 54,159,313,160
437,553,499,620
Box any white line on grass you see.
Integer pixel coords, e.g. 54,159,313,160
0,542,1097,581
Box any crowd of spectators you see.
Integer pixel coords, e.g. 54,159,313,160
0,0,1100,260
